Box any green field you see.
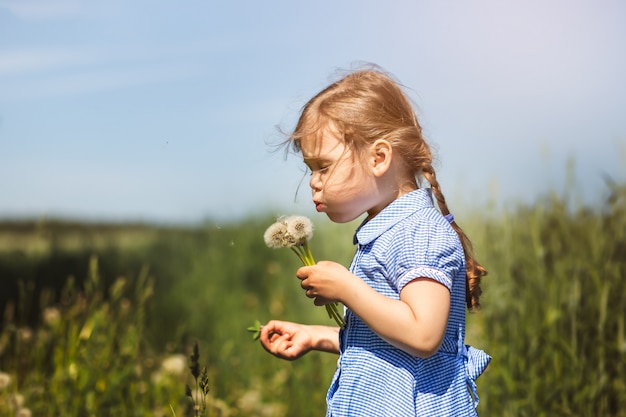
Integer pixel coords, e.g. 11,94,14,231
1,182,624,416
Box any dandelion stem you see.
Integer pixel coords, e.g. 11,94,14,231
290,247,307,265
263,215,346,328
326,303,345,328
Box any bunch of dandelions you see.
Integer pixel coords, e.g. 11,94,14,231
263,215,345,328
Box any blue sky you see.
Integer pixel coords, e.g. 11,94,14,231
1,0,625,224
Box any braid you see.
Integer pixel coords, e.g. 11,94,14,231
423,166,487,310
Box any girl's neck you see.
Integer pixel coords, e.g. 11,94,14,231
365,182,418,221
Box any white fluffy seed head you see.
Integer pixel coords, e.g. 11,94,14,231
263,215,314,248
286,215,314,242
263,221,288,249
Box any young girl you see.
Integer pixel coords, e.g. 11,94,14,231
259,66,491,416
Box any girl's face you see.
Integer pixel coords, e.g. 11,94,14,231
300,125,380,223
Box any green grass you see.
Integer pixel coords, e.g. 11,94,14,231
465,181,626,417
0,182,625,416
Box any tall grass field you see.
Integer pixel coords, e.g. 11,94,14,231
0,182,624,416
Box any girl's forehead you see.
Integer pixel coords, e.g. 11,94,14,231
300,126,344,158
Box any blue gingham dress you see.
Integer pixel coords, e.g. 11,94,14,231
325,189,491,417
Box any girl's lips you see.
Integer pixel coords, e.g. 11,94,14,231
314,201,325,212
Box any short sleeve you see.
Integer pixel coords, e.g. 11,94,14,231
391,216,464,293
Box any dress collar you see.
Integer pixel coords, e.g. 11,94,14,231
353,188,435,245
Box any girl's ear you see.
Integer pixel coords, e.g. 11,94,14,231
370,139,393,177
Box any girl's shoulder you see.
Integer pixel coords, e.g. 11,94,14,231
394,206,459,242
385,208,465,265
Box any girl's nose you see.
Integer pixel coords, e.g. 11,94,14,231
309,172,322,191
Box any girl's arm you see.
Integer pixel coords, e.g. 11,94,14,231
259,320,340,360
345,276,450,358
299,261,450,358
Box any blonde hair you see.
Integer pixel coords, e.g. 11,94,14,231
288,67,487,310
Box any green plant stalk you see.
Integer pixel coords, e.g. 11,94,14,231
291,241,345,329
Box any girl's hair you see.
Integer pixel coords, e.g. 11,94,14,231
289,66,487,310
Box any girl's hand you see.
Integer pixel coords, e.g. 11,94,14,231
259,320,314,361
297,260,355,306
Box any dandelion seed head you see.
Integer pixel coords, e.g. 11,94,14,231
286,215,313,242
265,215,314,249
263,220,288,249
282,232,298,247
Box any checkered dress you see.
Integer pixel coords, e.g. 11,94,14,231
325,189,491,417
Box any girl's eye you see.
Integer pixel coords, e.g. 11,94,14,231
313,166,330,175
306,166,329,176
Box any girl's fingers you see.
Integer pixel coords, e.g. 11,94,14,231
296,265,311,280
269,334,293,356
268,332,280,343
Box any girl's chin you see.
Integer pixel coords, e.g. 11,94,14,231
326,211,359,224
